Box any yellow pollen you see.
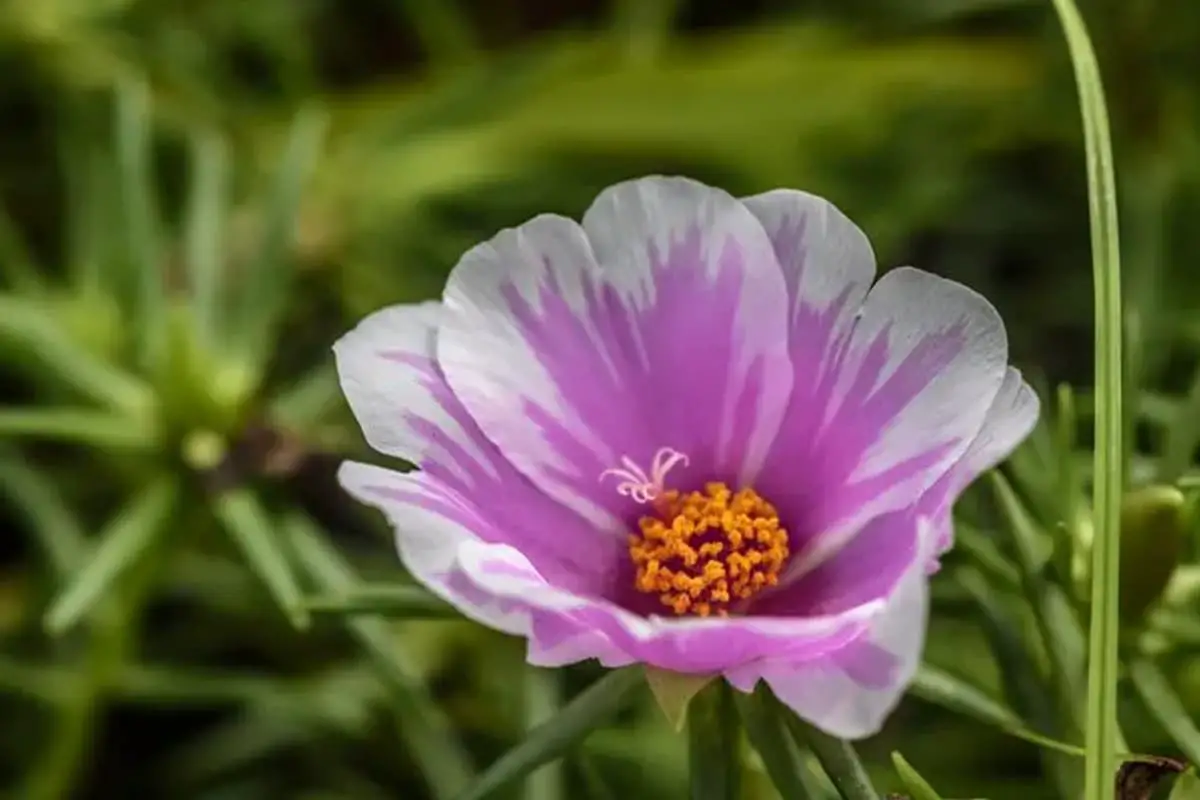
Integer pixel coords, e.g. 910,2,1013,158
627,482,790,618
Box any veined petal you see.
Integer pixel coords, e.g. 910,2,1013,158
769,267,1008,577
438,177,793,529
730,516,938,740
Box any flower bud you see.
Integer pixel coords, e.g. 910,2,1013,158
1120,485,1190,623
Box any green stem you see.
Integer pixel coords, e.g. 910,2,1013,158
783,715,880,800
1046,3,1124,800
687,682,740,800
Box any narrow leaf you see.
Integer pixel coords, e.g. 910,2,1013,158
525,668,564,800
269,363,340,427
688,681,740,800
775,694,879,800
909,663,1023,731
1045,3,1124,800
184,131,229,347
213,490,309,629
1169,767,1200,800
113,77,164,361
891,752,944,800
285,513,475,800
0,407,156,450
0,296,152,412
455,668,644,800
44,477,178,634
1129,658,1200,765
735,686,823,800
0,449,86,577
235,108,327,371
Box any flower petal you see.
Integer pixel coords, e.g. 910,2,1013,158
749,510,918,618
924,367,1041,565
768,267,1008,577
336,311,622,595
438,176,793,529
741,188,875,345
738,516,937,740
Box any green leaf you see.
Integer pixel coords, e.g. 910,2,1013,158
44,477,178,634
213,490,310,629
235,107,327,374
1170,768,1200,800
113,77,164,363
773,694,879,800
524,668,564,800
735,686,824,800
285,513,475,800
687,681,740,800
183,130,229,348
891,752,944,800
0,407,157,450
304,585,458,618
455,667,644,800
0,450,86,577
269,363,341,428
0,296,152,412
1128,658,1200,765
1044,3,1125,799
645,667,716,731
908,663,1024,731
397,0,479,66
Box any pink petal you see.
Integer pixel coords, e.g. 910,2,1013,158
729,517,938,739
762,266,1008,579
334,306,620,594
924,367,1040,569
437,176,793,530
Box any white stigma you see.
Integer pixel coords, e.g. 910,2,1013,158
599,447,689,504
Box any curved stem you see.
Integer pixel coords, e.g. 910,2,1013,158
687,682,740,800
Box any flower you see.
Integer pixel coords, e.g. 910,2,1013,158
335,176,1039,739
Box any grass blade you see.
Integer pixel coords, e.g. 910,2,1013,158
890,752,944,800
0,451,86,577
305,585,457,618
774,693,879,800
687,682,740,800
234,108,327,373
525,668,564,800
1044,3,1125,799
456,667,644,800
908,663,1024,731
1128,658,1200,765
213,490,310,629
0,296,152,412
285,513,475,800
44,477,178,634
113,78,164,364
735,686,823,800
0,407,156,450
184,131,230,348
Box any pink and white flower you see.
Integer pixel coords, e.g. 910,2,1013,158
334,176,1039,739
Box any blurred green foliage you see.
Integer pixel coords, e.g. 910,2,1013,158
3,0,1200,798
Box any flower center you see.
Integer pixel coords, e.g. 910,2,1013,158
628,484,790,617
600,449,789,618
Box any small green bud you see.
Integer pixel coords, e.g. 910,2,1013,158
1120,485,1189,624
